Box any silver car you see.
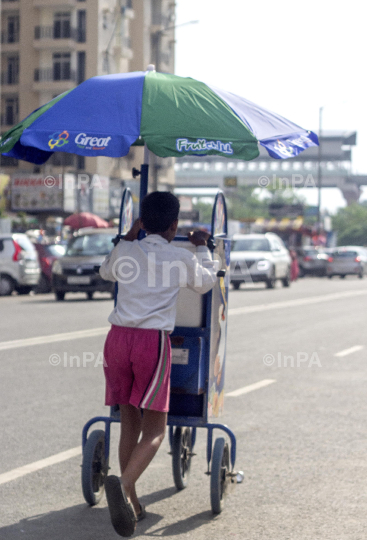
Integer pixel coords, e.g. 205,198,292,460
0,233,41,296
230,233,291,289
52,227,117,301
327,246,367,279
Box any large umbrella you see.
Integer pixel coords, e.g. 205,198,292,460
63,212,109,230
0,70,318,166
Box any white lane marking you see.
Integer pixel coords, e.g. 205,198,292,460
1,289,366,352
226,379,276,397
0,446,82,486
334,345,364,357
0,327,109,351
228,289,367,317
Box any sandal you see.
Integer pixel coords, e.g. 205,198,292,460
136,504,146,522
105,476,136,537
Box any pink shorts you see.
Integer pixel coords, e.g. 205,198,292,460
103,325,172,412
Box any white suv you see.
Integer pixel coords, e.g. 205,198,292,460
230,233,291,289
0,233,41,296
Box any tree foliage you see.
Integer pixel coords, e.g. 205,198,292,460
332,204,367,246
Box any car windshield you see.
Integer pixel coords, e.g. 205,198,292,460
66,234,114,256
334,251,358,258
46,244,66,257
232,238,270,252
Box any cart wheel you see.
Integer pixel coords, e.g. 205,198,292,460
81,429,109,505
210,437,230,514
172,427,192,490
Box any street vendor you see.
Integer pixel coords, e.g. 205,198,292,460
99,191,217,537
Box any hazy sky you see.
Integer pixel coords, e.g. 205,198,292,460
174,0,367,212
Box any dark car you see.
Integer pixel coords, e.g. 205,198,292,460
34,243,66,293
51,228,117,301
297,246,328,277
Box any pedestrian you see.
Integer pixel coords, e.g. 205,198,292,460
99,191,217,537
290,248,299,281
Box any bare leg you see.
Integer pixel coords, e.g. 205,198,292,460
118,404,142,514
121,409,167,510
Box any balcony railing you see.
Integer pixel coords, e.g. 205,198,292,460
1,72,19,85
1,30,20,44
34,26,86,43
34,68,76,83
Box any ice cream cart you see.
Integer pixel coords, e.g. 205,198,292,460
81,184,242,514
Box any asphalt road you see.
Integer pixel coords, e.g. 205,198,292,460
1,275,367,539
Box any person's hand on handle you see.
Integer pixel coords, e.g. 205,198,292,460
188,230,210,247
124,218,142,242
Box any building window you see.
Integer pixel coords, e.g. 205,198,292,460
53,12,71,39
50,152,74,166
77,155,85,170
2,15,20,43
53,53,71,81
77,51,86,84
2,97,19,126
0,155,18,167
2,56,19,85
77,10,86,42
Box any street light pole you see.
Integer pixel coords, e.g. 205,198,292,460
317,106,323,232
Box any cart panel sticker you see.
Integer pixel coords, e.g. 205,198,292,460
171,349,189,365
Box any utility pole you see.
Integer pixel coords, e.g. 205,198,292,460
317,106,323,233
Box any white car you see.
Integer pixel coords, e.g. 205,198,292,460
0,233,41,295
230,233,291,289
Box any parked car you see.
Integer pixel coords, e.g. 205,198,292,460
52,228,117,301
230,233,291,289
34,243,66,293
0,233,41,296
297,246,329,277
326,246,367,279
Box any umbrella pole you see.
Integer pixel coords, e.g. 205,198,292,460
138,144,150,215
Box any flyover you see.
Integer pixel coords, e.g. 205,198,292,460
174,131,367,205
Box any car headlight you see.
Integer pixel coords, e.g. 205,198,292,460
52,260,63,275
257,260,271,271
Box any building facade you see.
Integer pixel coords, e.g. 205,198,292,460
0,0,176,217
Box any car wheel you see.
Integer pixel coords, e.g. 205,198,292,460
35,273,51,294
359,270,364,279
340,275,346,279
266,269,276,289
328,275,333,279
55,291,66,301
232,282,241,290
17,286,33,295
281,269,291,287
0,274,15,296
87,292,94,300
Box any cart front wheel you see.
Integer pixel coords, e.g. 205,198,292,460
210,437,230,514
81,429,108,505
172,427,192,490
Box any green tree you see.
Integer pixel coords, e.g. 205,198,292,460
332,204,367,246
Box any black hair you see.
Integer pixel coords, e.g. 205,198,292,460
141,191,180,233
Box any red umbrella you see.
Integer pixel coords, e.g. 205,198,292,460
63,212,109,230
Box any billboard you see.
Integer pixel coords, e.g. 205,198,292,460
11,174,63,212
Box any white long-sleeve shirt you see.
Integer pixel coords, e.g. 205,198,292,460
100,234,217,332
